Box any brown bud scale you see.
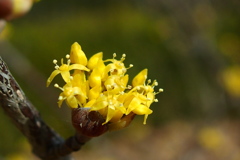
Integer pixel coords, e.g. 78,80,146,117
72,108,108,137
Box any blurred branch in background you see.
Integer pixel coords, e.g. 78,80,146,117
0,20,6,33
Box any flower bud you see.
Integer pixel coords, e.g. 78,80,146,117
0,0,12,19
72,108,108,137
0,0,34,20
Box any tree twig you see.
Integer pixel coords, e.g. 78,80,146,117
0,56,91,160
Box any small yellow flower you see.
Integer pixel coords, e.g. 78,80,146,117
47,42,163,129
132,69,148,87
46,54,89,87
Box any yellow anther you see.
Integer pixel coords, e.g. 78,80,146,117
147,79,151,84
58,96,64,100
53,59,58,64
66,54,70,59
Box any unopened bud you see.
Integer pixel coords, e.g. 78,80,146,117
72,108,108,137
0,0,12,19
0,0,34,20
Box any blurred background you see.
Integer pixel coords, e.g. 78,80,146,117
0,0,240,159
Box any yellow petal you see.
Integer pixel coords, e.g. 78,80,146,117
72,71,86,88
108,113,135,131
104,107,116,124
46,70,60,87
117,93,128,103
69,64,90,72
84,99,96,108
125,97,140,115
89,85,101,100
146,92,155,106
88,59,105,87
61,71,71,83
87,52,103,70
110,111,124,123
117,105,127,113
90,96,108,111
132,69,148,87
70,42,88,66
122,74,129,88
88,69,102,88
123,94,135,110
132,104,152,115
66,96,78,108
76,95,86,106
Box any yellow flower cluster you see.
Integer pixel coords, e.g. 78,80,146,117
47,42,163,125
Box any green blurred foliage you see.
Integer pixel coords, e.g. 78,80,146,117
0,0,240,157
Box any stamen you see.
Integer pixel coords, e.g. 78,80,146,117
66,54,70,59
146,98,151,101
125,64,133,70
154,88,164,95
142,86,146,90
53,59,58,64
121,54,126,61
154,99,158,102
67,59,71,65
70,76,73,80
113,53,117,58
147,79,151,84
112,83,117,88
54,83,64,91
58,96,64,100
106,85,111,90
127,85,132,89
74,90,78,95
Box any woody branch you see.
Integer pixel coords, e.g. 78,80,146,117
0,57,90,160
